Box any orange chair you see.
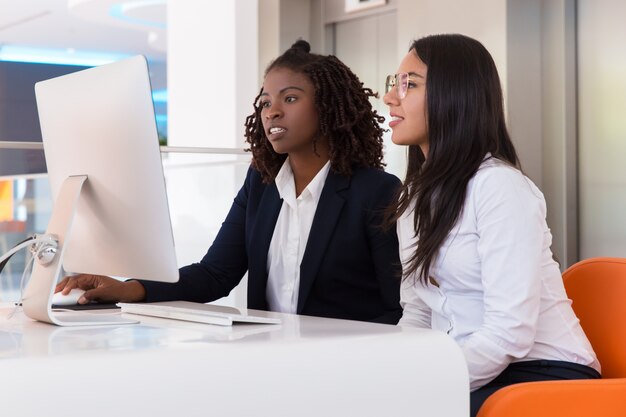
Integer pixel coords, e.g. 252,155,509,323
477,257,626,417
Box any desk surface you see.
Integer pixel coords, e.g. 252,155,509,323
0,304,469,417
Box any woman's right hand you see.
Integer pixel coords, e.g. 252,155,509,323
55,274,146,304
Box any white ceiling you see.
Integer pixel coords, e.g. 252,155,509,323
0,0,166,62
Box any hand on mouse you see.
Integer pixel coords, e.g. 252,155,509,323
55,274,146,304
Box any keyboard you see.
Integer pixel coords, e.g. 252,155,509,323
51,302,120,311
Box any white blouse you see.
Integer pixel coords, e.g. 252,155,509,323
266,158,331,314
398,157,600,391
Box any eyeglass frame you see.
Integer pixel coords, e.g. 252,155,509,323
385,72,410,100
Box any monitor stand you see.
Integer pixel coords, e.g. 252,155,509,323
22,175,138,326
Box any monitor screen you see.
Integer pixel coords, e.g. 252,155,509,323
23,55,178,326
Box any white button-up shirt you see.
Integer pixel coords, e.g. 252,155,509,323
398,157,600,391
266,158,331,314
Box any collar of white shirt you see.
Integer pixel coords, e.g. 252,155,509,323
274,157,331,207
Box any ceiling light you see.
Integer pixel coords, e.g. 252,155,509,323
152,89,167,103
109,1,166,29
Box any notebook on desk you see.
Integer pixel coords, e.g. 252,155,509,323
117,301,282,326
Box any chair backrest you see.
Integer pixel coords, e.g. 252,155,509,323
563,257,626,378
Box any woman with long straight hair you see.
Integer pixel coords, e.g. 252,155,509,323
383,34,600,416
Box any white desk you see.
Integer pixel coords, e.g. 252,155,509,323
0,304,469,417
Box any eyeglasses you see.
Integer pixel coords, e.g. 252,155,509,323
385,73,409,99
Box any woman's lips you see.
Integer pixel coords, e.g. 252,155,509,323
267,126,287,140
389,115,403,128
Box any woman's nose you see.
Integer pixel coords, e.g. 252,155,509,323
383,89,397,107
265,104,282,120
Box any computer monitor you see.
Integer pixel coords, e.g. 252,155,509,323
22,55,178,326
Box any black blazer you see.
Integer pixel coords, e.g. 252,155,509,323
141,165,402,324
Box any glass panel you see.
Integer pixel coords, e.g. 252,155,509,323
0,148,47,177
578,0,626,257
0,175,51,301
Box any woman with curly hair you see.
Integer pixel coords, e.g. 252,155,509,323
56,40,402,324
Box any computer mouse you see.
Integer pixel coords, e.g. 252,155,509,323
51,288,86,306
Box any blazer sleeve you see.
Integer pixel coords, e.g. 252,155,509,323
364,173,403,324
139,168,252,303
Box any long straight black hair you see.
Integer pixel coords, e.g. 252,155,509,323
386,34,520,284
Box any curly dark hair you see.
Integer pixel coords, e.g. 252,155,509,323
244,40,386,182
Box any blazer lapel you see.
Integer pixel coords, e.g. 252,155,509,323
247,182,282,310
297,171,349,313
